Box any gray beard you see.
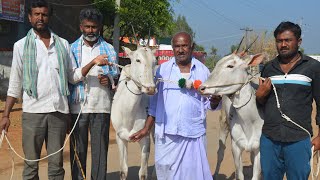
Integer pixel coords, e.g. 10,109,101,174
83,35,99,42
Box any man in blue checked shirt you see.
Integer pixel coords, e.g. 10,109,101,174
68,8,119,180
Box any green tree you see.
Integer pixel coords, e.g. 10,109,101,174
209,46,217,58
205,56,217,72
171,15,194,37
299,47,305,54
95,0,175,40
194,44,205,51
230,44,238,54
205,45,220,71
159,14,195,39
119,0,174,40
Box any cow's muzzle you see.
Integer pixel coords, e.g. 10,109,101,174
145,86,156,95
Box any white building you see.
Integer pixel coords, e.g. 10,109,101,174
309,55,320,62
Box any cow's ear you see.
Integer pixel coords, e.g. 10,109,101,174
246,53,265,66
122,46,133,57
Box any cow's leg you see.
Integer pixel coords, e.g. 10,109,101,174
138,135,150,180
231,139,244,180
214,110,229,177
116,135,128,180
251,149,261,180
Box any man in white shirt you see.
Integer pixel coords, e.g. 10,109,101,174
0,1,109,180
68,8,119,180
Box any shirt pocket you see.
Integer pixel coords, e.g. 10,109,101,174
48,49,61,75
180,94,204,123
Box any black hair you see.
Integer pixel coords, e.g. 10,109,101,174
27,0,51,15
274,21,301,39
79,8,103,25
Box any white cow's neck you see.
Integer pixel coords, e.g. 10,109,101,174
230,83,253,109
125,79,143,95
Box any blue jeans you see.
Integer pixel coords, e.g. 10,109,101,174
70,113,110,180
260,134,311,180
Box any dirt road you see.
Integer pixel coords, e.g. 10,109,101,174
0,102,318,180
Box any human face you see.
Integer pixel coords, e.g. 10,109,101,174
80,19,101,42
28,7,49,33
172,33,194,65
275,30,301,59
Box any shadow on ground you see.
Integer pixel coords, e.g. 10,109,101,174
107,166,155,180
214,165,253,180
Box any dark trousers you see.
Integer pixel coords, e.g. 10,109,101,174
260,134,311,180
22,112,68,180
70,113,110,180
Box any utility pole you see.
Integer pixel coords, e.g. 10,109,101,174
113,0,121,62
240,27,253,50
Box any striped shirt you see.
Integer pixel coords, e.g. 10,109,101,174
260,53,320,142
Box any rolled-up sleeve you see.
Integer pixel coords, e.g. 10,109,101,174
7,43,23,98
66,43,85,84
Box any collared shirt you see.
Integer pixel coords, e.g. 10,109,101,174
7,29,81,114
261,53,320,142
149,57,221,138
69,38,114,113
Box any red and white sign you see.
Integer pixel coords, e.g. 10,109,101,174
0,0,25,22
119,50,206,65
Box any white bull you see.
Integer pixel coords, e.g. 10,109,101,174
199,53,265,180
111,46,156,180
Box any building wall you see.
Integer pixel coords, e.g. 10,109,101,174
49,0,93,43
0,0,92,51
0,0,92,97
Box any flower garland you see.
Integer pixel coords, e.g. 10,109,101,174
178,78,202,90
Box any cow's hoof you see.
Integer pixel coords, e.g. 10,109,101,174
120,171,126,180
140,175,146,180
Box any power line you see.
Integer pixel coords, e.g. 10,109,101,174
49,0,109,7
196,0,242,28
197,33,243,43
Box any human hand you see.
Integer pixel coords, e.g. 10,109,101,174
129,128,149,142
97,74,110,87
0,116,11,133
312,135,320,151
93,54,109,66
256,77,272,98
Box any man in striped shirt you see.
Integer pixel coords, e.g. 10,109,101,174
257,21,320,180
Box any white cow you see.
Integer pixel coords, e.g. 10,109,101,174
111,46,156,180
199,53,265,180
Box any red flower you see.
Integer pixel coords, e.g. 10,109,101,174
193,80,202,89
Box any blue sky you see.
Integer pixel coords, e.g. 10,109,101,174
171,0,320,56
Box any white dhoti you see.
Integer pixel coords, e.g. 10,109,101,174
155,134,213,180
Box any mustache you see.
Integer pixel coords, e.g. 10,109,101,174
84,33,99,37
280,47,289,51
